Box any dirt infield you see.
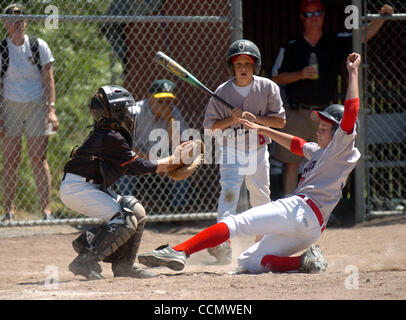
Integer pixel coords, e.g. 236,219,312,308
0,215,405,301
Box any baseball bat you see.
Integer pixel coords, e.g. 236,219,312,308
154,51,234,110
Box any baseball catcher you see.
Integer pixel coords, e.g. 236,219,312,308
59,85,203,280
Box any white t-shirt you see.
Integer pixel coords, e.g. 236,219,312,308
231,81,253,98
1,34,55,102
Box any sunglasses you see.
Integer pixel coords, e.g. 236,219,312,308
302,10,323,18
5,8,24,15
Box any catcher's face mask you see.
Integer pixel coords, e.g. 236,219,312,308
91,85,138,137
122,103,138,138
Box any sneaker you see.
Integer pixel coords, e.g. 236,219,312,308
68,253,104,280
42,213,55,221
138,245,186,271
207,240,232,265
299,244,328,274
1,213,14,223
112,262,155,278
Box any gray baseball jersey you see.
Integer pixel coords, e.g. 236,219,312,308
203,75,285,150
133,98,186,155
294,126,361,221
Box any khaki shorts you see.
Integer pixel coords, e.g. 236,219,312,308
272,106,320,164
1,98,51,137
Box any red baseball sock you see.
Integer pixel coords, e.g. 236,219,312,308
173,222,230,256
260,255,302,272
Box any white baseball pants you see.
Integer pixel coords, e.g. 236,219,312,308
217,146,270,221
221,195,323,273
59,173,121,221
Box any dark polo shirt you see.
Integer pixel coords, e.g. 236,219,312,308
272,33,352,107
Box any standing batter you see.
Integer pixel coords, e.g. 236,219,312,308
138,53,362,274
203,39,285,264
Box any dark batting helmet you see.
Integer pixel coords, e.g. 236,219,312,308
226,39,261,75
314,104,344,125
89,85,138,137
313,104,359,133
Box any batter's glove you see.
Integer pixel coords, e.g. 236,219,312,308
167,139,204,181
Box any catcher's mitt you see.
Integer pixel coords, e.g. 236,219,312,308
168,139,204,181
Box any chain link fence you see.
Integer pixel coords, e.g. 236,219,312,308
1,0,404,227
0,0,241,226
362,0,406,216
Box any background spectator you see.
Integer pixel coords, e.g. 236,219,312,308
270,0,393,196
114,79,190,211
0,3,58,222
132,79,186,159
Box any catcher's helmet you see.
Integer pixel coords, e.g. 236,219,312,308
226,39,261,75
89,85,137,137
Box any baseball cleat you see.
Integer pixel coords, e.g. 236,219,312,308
69,253,104,280
138,245,186,271
112,262,155,278
299,244,328,274
207,240,232,265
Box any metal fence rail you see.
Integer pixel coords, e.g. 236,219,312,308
0,14,232,23
0,0,241,227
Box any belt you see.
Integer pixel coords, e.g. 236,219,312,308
297,194,325,232
62,172,99,184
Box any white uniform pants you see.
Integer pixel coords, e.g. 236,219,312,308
217,146,270,221
221,195,323,273
59,173,121,221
